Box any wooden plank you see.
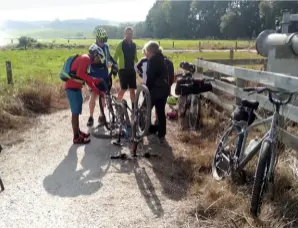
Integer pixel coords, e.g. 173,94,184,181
204,59,265,65
201,92,234,112
195,59,298,91
195,74,298,123
280,129,298,150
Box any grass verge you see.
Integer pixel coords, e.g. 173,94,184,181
164,98,298,227
0,80,68,134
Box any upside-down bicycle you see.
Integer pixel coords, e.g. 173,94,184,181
91,80,153,159
212,86,298,216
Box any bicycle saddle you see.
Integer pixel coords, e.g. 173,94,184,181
241,99,259,110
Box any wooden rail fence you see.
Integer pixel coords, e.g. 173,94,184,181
194,58,298,150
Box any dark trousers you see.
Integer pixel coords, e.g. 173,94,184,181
149,97,167,138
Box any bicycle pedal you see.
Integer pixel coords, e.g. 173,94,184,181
112,141,122,147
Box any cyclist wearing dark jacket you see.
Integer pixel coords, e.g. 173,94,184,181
144,41,169,144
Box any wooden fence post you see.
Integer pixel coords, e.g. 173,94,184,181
172,41,175,49
199,42,202,52
196,57,204,73
235,41,238,51
263,59,267,71
232,48,245,105
158,41,160,46
6,61,13,85
229,49,234,65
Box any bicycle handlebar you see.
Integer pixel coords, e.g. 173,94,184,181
243,87,298,106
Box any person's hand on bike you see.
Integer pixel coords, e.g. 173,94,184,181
94,78,102,86
86,78,103,96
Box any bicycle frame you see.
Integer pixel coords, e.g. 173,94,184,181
232,107,280,172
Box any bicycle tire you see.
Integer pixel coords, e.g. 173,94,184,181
188,95,201,130
133,84,151,138
178,95,189,130
212,124,243,181
98,94,116,131
250,141,271,217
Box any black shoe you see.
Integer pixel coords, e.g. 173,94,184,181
158,137,168,146
87,116,94,127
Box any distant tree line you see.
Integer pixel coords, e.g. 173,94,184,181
93,1,298,40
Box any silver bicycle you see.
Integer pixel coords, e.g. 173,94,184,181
212,86,298,217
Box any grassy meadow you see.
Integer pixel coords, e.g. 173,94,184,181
0,47,261,85
7,38,255,50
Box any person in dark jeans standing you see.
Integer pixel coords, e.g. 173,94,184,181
113,27,138,109
144,41,169,144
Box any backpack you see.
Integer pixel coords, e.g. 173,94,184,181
59,55,79,82
164,57,174,86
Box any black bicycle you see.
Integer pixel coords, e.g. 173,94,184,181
91,80,152,158
175,61,214,130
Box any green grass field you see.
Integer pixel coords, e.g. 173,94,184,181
0,48,262,85
7,38,255,50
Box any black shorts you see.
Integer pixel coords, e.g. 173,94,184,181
119,69,137,90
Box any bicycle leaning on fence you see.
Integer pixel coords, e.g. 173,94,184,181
212,86,298,217
174,61,214,130
91,80,152,159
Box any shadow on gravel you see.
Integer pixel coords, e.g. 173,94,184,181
110,145,164,218
147,139,190,201
43,135,113,197
134,163,164,218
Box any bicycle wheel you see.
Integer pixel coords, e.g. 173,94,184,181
133,84,151,138
250,141,271,217
212,124,244,180
178,95,189,129
188,95,201,130
99,94,116,131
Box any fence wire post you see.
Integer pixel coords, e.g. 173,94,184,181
6,61,13,85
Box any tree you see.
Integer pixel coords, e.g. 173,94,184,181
76,32,84,38
18,36,37,50
259,0,275,30
190,1,230,38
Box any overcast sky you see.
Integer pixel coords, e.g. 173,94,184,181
0,0,155,22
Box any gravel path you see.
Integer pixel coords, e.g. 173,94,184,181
0,95,195,228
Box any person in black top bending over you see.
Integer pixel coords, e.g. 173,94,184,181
144,41,169,144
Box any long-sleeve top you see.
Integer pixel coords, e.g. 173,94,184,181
146,53,169,100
